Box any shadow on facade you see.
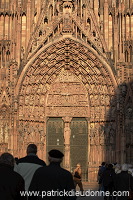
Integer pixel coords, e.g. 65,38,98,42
103,80,133,165
88,80,133,186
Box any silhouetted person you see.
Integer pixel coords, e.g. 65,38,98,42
29,149,76,200
73,163,84,192
14,144,46,191
98,162,106,191
102,164,116,200
115,164,133,200
0,152,26,200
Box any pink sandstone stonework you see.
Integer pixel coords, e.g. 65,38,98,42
0,0,133,181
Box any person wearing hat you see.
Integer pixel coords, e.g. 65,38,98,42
29,149,76,200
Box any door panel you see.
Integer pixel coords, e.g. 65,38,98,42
70,118,88,181
47,118,64,156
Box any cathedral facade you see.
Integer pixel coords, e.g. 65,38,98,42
0,0,133,181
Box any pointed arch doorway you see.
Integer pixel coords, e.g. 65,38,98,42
16,38,117,181
46,69,89,176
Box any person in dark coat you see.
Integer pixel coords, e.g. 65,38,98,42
14,143,46,191
29,149,76,200
98,162,106,191
0,152,26,200
115,163,133,200
102,163,116,200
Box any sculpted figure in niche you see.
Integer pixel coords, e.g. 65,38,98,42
3,123,9,143
39,126,45,143
0,106,8,119
0,123,4,143
63,1,73,32
21,47,24,60
55,0,61,14
99,128,105,145
64,123,70,145
126,106,133,119
63,1,73,14
121,84,127,96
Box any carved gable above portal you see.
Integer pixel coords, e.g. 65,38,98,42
26,0,108,63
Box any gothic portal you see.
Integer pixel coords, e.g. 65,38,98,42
0,0,133,181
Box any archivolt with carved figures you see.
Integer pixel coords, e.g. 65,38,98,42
16,38,117,173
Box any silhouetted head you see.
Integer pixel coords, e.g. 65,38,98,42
121,163,128,171
128,168,133,175
48,149,64,163
101,162,106,166
0,152,15,167
113,162,117,166
108,164,113,169
27,144,37,155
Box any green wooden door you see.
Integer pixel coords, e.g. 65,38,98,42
70,118,88,181
47,118,64,159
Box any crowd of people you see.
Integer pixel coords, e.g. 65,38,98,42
97,162,133,200
0,144,133,200
0,144,77,200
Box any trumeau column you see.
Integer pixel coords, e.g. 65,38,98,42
62,117,72,171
